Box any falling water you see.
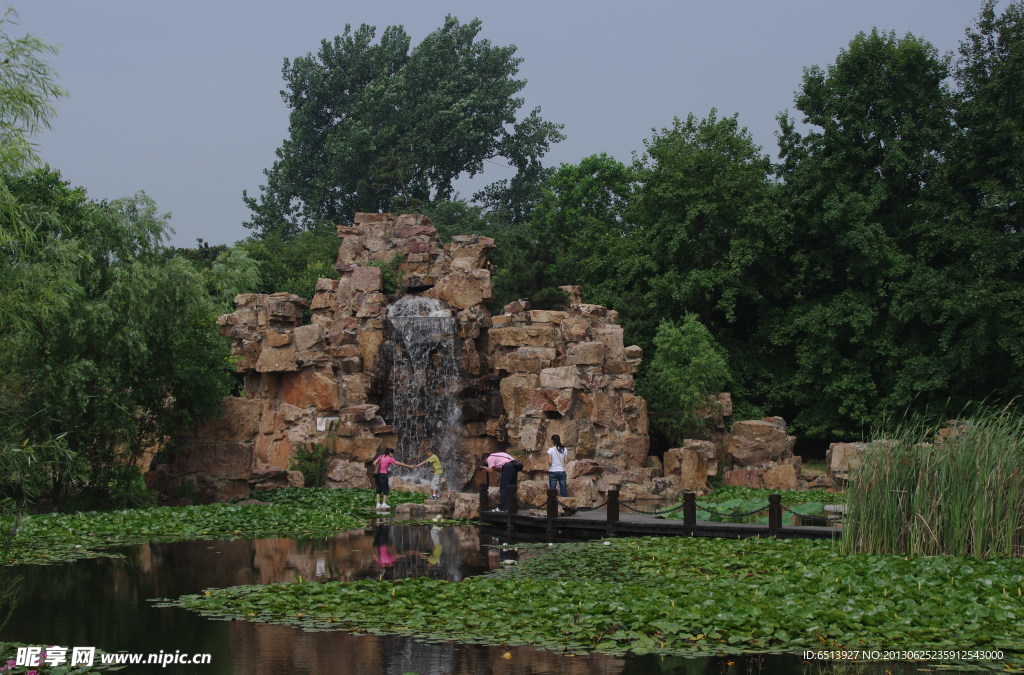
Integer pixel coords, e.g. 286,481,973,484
386,294,464,490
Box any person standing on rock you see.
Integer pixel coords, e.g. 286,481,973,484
483,451,522,512
547,435,569,497
416,448,444,500
371,447,417,511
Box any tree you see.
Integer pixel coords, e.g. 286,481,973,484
612,112,783,405
0,9,76,516
927,0,1024,408
638,316,731,446
0,9,65,174
237,227,336,299
490,154,635,310
243,16,563,238
774,29,958,435
1,169,258,507
953,0,1024,236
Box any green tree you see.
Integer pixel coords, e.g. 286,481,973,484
639,316,731,445
0,8,70,629
774,29,957,435
924,0,1024,408
0,8,65,174
0,10,76,514
615,112,783,403
1,169,258,507
237,227,338,299
491,154,635,310
953,0,1024,236
243,16,563,238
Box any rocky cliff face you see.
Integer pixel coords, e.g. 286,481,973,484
149,213,649,503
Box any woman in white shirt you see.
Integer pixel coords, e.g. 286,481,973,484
547,435,569,497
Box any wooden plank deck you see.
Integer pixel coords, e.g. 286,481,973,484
478,507,840,541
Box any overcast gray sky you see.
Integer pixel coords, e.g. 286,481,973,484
18,1,988,247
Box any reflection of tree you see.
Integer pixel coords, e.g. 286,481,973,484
3,529,650,675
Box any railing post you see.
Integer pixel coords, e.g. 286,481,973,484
684,492,696,534
768,493,782,535
546,489,558,537
478,475,489,513
606,488,619,536
506,483,518,536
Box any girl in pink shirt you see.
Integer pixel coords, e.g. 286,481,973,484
371,447,416,511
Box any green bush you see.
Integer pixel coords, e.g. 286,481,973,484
638,315,731,445
290,443,333,488
365,253,407,295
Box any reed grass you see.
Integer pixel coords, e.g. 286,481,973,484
843,407,1024,558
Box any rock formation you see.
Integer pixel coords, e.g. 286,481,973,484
150,213,650,503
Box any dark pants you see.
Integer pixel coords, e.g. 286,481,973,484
498,462,519,510
548,471,568,497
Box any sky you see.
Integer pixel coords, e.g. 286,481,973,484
16,0,990,248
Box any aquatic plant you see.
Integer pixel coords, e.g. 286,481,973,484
0,488,425,565
157,536,1024,665
843,408,1024,558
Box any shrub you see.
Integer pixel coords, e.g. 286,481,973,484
290,443,333,488
638,315,731,445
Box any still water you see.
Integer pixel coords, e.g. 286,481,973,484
0,525,950,674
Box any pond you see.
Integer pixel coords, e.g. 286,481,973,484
0,525,945,674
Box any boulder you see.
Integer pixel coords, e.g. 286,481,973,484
453,492,481,520
192,397,260,442
726,419,796,466
350,265,382,293
426,268,492,309
825,442,867,482
250,468,304,490
178,440,254,480
293,324,325,352
569,476,600,505
558,285,582,304
566,341,605,366
255,345,298,372
723,467,764,489
567,459,602,479
679,449,710,493
540,366,582,390
514,480,551,508
664,440,717,476
325,459,371,489
489,325,558,348
762,462,800,490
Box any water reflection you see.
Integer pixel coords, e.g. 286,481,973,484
0,526,934,674
1,526,638,674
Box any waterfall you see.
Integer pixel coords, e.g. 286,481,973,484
386,294,464,490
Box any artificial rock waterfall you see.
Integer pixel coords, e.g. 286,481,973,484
147,213,652,509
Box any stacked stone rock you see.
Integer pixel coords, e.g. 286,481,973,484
149,211,850,506
489,289,651,506
152,213,652,504
663,412,815,495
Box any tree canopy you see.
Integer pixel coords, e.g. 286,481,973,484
243,16,563,238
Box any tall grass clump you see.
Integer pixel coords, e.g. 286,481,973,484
843,407,1024,558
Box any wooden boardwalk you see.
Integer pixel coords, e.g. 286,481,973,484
477,490,841,541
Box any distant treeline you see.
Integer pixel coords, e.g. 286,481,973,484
2,4,1022,509
236,3,1024,441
